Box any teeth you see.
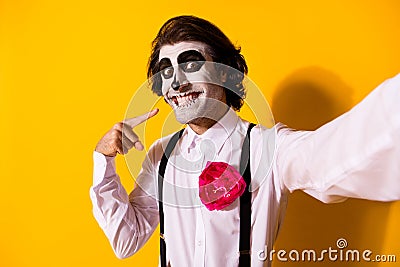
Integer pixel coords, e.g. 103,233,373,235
169,91,203,98
169,92,204,108
168,91,204,108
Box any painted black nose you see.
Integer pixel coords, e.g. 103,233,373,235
171,75,180,91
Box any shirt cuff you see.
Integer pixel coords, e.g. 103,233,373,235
93,151,117,187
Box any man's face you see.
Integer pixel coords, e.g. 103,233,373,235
158,41,228,124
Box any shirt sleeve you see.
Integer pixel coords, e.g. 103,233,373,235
275,73,400,203
89,142,161,259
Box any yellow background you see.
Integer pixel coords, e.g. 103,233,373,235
1,0,399,266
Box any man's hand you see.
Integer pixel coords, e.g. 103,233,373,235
95,109,159,157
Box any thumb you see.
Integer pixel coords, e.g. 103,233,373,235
133,141,144,151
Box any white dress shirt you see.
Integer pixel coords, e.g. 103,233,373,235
90,73,400,267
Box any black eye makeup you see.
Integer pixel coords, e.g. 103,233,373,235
177,50,206,73
158,50,206,79
159,58,173,79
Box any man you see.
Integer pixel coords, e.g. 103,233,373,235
90,16,400,267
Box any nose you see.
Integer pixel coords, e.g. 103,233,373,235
171,68,187,91
171,75,180,91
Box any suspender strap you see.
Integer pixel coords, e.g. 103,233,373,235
158,129,184,267
239,123,256,267
158,123,256,267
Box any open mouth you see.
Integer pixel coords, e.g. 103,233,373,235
167,90,204,108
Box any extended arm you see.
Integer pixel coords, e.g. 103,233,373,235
276,73,400,203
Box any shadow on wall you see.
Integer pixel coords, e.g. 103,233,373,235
272,66,353,130
271,67,391,267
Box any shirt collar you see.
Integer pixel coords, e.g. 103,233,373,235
183,108,239,154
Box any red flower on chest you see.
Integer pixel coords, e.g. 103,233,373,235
199,161,247,211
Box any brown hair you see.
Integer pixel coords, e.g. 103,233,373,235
147,15,248,111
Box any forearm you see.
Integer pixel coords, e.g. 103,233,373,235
90,151,159,258
276,73,400,203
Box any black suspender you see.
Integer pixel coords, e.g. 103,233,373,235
158,123,256,267
158,129,184,267
239,122,256,267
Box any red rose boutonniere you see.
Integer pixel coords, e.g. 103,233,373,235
199,161,246,211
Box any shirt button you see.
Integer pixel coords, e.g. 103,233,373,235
197,240,202,246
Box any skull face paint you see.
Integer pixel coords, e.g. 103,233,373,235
159,41,228,125
159,50,206,92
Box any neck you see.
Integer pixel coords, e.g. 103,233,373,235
188,118,217,135
188,107,229,135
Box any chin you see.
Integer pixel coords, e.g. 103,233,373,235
173,109,199,124
169,95,229,125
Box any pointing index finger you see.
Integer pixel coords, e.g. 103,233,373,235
124,108,159,128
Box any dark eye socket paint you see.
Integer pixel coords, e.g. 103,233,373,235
158,50,206,79
177,50,206,73
177,50,205,63
159,58,172,71
159,58,173,79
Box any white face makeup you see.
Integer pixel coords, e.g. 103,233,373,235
159,41,228,125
